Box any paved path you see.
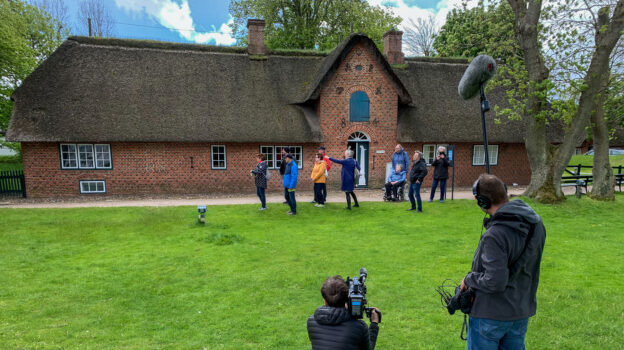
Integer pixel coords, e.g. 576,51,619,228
0,187,536,209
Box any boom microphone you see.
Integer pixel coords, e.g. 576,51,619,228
458,55,496,100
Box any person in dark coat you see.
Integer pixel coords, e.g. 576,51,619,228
329,149,361,209
250,153,268,210
279,147,290,205
307,275,381,350
429,146,450,203
407,151,428,212
461,174,546,350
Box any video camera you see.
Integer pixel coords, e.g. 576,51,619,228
346,267,381,322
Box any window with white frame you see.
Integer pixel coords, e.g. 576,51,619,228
61,143,112,169
423,144,449,165
211,145,227,169
261,146,303,169
575,148,582,155
80,180,106,194
472,145,499,166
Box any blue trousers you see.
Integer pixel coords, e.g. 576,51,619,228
313,183,324,204
256,186,266,208
408,183,422,211
467,317,529,350
430,178,447,200
285,188,296,214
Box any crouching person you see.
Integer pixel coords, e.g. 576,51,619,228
307,276,381,350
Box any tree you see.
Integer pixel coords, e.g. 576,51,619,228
433,1,518,61
0,0,64,144
403,15,438,57
228,0,401,51
29,0,71,35
76,0,113,37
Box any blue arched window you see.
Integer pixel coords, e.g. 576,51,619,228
349,91,370,122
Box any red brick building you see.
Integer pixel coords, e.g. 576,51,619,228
7,21,556,197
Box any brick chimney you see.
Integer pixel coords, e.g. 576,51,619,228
383,28,404,65
247,19,267,55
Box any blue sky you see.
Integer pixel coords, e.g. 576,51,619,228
59,0,471,46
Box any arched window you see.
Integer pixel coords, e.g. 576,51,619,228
349,91,370,122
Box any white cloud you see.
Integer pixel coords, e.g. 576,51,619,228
114,0,236,45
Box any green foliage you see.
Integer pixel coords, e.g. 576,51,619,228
228,0,401,51
0,0,65,132
0,199,623,348
433,0,518,62
0,155,23,171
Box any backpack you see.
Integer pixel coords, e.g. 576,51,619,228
353,161,361,181
265,163,270,181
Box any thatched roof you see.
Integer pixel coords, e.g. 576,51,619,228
394,60,566,143
7,36,326,143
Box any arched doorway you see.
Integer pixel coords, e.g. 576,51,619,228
347,131,370,188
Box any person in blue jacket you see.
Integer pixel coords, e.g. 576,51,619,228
282,154,298,215
329,149,360,210
384,164,407,201
392,144,410,174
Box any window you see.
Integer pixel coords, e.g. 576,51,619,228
211,145,227,169
575,148,582,155
80,180,106,194
60,143,111,169
349,91,370,122
260,146,303,169
423,144,449,165
60,144,78,169
472,145,499,166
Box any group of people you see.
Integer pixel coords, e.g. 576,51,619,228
307,173,547,350
251,146,361,215
250,144,450,215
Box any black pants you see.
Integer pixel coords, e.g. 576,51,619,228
314,183,325,204
256,186,266,208
285,188,296,214
284,187,289,202
385,181,405,199
321,183,327,202
345,191,358,208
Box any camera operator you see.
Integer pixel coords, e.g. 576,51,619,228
428,146,449,203
461,174,546,349
307,276,381,350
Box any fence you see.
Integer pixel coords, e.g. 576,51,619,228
0,170,26,198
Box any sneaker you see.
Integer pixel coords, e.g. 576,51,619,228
287,211,293,214
283,201,288,205
440,200,444,203
345,207,351,210
310,200,317,203
287,212,296,215
416,209,423,213
259,207,267,211
314,203,320,207
354,204,359,207
406,208,416,211
317,204,325,208
427,199,433,202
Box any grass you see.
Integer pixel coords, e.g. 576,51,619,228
1,196,623,349
0,155,23,172
566,155,624,175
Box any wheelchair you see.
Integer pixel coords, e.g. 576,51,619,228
382,182,406,202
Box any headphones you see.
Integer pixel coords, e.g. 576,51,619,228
472,177,508,210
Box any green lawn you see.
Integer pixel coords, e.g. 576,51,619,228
1,197,623,349
567,155,624,175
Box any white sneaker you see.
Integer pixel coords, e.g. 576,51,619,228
317,204,325,208
259,207,267,211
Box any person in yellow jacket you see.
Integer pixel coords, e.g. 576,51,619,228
311,153,327,207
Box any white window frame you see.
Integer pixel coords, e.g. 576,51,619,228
60,144,78,169
77,144,95,169
79,180,106,194
211,145,227,170
423,144,449,166
472,145,499,166
264,145,303,170
260,146,275,169
95,144,112,169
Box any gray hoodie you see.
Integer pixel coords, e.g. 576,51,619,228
464,199,546,321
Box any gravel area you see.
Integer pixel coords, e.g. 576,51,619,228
0,186,540,208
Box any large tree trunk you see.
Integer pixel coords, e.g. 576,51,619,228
590,94,615,199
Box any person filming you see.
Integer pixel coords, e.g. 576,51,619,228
307,276,381,350
461,174,546,349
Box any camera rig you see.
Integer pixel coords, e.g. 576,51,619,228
346,267,381,322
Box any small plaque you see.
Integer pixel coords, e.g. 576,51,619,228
376,150,385,154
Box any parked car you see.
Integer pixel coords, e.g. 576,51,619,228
584,148,624,155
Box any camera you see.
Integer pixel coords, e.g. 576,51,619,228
346,267,381,322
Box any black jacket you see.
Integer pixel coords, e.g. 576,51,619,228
409,158,428,183
431,155,449,179
279,158,287,176
307,306,379,350
464,200,546,321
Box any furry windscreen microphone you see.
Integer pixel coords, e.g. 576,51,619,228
458,55,497,100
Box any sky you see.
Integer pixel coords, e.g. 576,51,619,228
58,0,475,47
